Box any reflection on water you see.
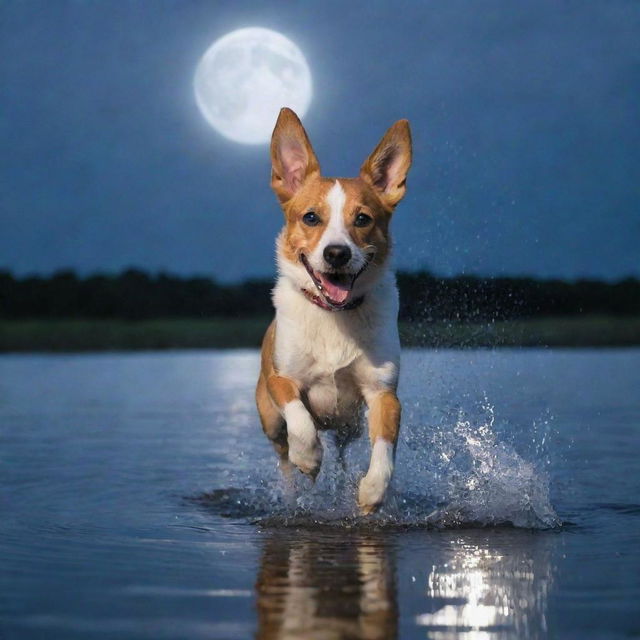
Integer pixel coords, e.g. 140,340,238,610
1,350,638,639
415,532,553,640
254,530,553,640
256,532,397,640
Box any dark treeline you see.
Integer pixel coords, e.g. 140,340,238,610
0,269,639,321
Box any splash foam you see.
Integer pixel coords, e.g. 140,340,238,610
197,402,560,530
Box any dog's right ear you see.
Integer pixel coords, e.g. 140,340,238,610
270,108,320,204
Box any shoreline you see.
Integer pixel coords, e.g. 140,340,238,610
1,315,639,352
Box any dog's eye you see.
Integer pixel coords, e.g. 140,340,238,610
302,211,321,226
354,212,373,227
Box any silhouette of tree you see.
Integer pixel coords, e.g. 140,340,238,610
0,269,638,320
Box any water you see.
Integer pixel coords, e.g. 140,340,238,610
1,349,638,639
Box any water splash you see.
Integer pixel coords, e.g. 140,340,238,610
196,401,560,530
408,402,560,529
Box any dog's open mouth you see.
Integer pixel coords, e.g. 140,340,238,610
300,254,368,308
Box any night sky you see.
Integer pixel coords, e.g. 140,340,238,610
1,1,638,282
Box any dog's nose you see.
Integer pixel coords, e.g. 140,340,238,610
323,244,352,268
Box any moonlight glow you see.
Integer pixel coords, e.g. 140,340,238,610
193,28,312,144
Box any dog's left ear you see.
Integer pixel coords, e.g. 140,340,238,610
360,119,412,210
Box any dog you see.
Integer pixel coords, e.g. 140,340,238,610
256,108,412,514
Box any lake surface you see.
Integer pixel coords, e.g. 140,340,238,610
1,348,639,639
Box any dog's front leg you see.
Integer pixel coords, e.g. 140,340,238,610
358,390,400,514
267,374,323,478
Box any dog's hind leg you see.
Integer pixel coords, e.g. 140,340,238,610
256,373,289,461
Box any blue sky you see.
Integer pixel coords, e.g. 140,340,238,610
1,1,638,281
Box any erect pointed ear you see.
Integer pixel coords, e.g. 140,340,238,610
360,119,412,209
270,107,320,204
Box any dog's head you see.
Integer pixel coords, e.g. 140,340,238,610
270,108,412,309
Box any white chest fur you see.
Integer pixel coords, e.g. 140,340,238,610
272,272,401,421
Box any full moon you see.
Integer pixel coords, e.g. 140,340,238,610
193,27,312,145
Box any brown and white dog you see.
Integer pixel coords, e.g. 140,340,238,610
256,108,412,514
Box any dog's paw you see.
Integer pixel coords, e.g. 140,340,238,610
284,400,323,478
358,439,394,515
289,434,323,478
358,473,387,514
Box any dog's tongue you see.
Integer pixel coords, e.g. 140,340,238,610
318,273,351,305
